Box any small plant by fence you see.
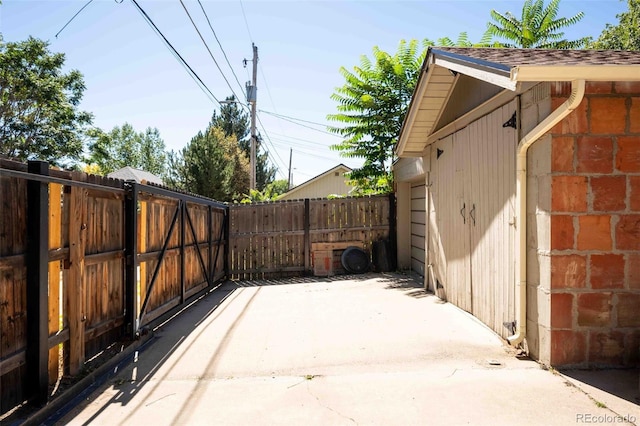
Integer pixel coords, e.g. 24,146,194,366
0,159,395,416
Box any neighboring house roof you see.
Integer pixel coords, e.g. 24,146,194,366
397,47,640,157
107,166,163,185
279,164,353,200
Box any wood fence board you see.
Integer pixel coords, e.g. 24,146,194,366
228,196,392,280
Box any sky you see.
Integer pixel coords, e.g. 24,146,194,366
0,0,628,185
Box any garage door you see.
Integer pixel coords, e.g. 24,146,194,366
410,182,426,277
427,99,517,337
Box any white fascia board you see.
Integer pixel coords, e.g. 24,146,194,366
396,62,434,156
434,57,518,91
512,65,640,82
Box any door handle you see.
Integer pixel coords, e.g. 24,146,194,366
470,203,476,226
459,202,466,224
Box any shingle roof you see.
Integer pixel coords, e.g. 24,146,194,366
433,47,640,67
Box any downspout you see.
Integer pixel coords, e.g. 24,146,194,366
508,79,586,346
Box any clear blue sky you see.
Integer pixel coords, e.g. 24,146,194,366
0,0,626,184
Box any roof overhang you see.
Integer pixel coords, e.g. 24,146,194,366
396,48,640,158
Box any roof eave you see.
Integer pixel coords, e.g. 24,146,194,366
512,65,640,82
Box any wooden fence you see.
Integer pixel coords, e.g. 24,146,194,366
0,159,226,414
229,195,394,280
0,159,395,416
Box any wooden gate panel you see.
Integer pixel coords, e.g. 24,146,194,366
466,100,517,338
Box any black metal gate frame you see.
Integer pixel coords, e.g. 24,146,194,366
0,163,229,406
124,182,227,337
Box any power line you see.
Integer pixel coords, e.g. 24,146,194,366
179,0,243,103
269,132,333,148
260,111,339,137
256,114,287,173
260,110,330,128
130,0,220,104
238,0,254,43
55,0,95,38
259,67,279,115
196,0,246,96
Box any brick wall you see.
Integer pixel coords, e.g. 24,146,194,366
549,81,640,366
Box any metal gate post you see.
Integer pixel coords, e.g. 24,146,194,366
124,182,139,339
180,201,185,303
26,160,49,405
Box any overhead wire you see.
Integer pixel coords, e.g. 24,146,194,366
238,0,254,43
130,0,220,104
179,0,243,103
256,114,288,176
259,110,339,137
55,0,95,38
260,110,332,128
196,0,246,96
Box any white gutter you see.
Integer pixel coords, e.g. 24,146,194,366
508,79,586,346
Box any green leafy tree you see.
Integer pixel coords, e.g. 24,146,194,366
211,96,275,190
327,39,428,194
487,0,590,48
168,126,249,202
86,123,167,175
241,179,289,203
0,37,92,166
591,0,640,50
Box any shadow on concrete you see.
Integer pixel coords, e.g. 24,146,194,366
41,284,240,426
561,368,640,407
375,272,433,299
42,273,439,424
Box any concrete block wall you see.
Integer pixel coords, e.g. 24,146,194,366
548,81,640,367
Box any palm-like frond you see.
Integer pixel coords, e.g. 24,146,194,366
487,0,588,48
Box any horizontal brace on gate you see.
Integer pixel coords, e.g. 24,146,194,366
0,249,127,269
0,168,127,195
134,183,227,210
309,225,389,233
0,316,125,376
229,266,306,274
137,241,226,263
230,230,305,238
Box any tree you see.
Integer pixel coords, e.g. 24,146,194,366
327,39,428,194
86,123,167,175
211,96,276,190
591,0,640,50
0,37,92,166
169,125,249,202
487,0,590,48
241,179,289,203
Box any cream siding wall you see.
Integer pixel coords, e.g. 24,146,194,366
280,168,354,200
410,182,426,277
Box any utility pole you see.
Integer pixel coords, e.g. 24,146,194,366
247,43,258,190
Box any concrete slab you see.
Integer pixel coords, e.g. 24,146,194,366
53,274,639,425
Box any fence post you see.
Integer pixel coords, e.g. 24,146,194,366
207,206,212,284
304,199,310,275
180,201,185,303
68,179,87,375
26,160,49,405
224,208,230,280
124,182,138,339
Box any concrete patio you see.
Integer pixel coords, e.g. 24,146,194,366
48,274,638,425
